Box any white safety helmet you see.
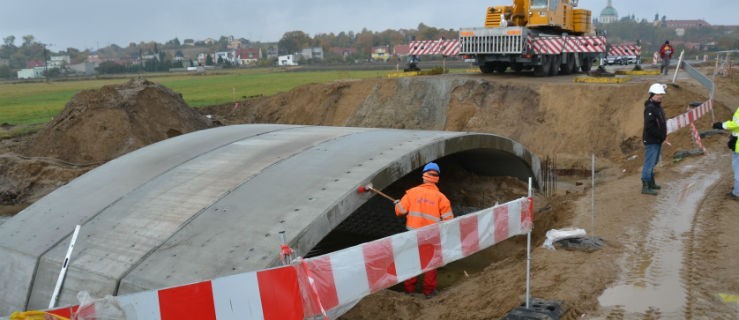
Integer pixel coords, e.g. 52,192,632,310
648,83,666,95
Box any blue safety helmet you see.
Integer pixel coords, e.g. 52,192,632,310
422,162,440,174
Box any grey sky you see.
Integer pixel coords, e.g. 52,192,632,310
1,0,735,51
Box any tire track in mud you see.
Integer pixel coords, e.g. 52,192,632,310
682,164,739,319
598,153,722,319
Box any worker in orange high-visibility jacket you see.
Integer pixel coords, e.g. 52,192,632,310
394,162,454,298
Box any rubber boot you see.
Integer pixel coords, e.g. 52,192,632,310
649,178,661,190
642,180,658,195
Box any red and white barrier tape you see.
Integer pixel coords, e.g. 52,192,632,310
667,100,713,135
689,122,706,152
41,196,533,320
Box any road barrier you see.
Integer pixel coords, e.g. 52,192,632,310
17,196,533,320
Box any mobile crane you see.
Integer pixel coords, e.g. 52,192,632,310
459,0,615,76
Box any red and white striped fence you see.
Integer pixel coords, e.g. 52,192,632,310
35,196,533,320
409,40,460,56
666,100,713,135
531,35,607,55
411,37,632,57
528,37,638,57
608,43,641,57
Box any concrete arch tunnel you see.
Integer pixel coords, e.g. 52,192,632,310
0,124,541,314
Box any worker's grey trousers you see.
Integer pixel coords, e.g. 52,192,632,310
661,58,671,75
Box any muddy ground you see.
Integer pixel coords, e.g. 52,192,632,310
1,67,737,319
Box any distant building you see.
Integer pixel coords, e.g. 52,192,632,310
25,60,44,68
214,51,238,64
183,39,195,46
48,55,70,69
227,37,243,50
665,19,710,29
393,44,411,58
278,54,298,66
87,55,104,64
371,46,391,62
300,47,324,60
140,54,160,62
329,47,357,59
237,48,262,65
699,42,717,51
17,67,45,79
599,0,618,24
669,40,699,50
68,62,97,75
265,45,279,59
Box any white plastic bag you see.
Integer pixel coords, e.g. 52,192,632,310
542,228,586,250
74,291,125,320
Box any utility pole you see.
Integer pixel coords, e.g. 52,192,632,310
43,43,53,80
44,43,48,76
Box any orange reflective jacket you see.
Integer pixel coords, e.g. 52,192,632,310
395,183,453,230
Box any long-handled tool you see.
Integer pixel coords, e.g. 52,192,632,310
357,183,397,203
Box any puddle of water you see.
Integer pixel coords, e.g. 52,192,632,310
598,171,721,317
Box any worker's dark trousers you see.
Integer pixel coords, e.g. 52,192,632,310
661,58,671,75
404,269,437,295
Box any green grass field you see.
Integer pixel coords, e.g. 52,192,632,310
0,67,468,138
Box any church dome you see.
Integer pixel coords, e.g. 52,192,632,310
600,6,618,18
599,0,618,23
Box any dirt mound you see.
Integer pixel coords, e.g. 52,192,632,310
21,77,214,164
1,78,215,209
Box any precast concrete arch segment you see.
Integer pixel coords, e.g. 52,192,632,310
0,124,295,315
0,124,541,314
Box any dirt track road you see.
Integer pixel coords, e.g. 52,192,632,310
587,149,738,319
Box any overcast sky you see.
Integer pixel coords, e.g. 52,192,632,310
1,0,735,51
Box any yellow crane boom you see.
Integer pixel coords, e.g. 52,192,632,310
484,0,592,35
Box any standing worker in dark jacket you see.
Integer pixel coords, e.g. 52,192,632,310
712,107,739,200
395,162,453,298
642,83,668,195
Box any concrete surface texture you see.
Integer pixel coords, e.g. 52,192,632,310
0,124,539,314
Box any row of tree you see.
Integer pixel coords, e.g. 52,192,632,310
0,23,458,77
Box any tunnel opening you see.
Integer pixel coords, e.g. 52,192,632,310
306,150,533,290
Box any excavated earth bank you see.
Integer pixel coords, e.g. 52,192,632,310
0,78,215,209
1,71,738,319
